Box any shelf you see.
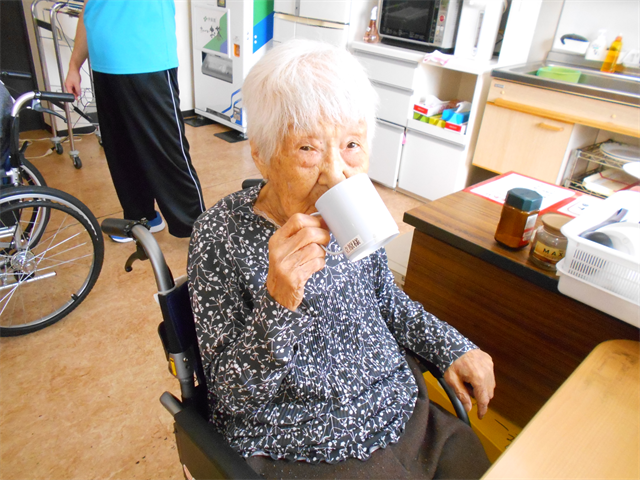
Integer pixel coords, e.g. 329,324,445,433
564,141,639,198
405,117,469,147
350,41,498,75
351,41,423,64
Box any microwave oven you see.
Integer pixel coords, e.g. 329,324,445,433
378,0,462,52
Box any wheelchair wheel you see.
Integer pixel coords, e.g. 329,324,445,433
0,186,104,336
1,160,51,247
20,159,47,187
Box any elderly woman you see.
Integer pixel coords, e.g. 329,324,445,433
188,40,495,479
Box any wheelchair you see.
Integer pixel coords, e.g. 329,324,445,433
0,88,104,336
101,180,471,480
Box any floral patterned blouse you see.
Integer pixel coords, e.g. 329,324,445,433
187,185,476,464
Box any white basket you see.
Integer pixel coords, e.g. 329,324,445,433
557,191,640,327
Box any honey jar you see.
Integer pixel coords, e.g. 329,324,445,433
494,188,543,249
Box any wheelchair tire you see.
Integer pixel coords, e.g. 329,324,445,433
1,159,51,248
0,186,104,336
20,159,47,187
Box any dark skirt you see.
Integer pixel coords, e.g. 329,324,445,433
247,355,491,479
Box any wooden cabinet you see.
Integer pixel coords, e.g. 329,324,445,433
472,78,640,185
473,103,574,184
403,191,640,428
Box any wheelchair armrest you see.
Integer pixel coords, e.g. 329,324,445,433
162,393,263,479
408,352,470,426
241,179,264,189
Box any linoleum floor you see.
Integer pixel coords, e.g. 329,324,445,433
0,121,424,480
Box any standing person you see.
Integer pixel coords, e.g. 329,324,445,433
65,0,205,242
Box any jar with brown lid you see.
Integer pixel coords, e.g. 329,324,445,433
494,188,543,249
528,213,572,271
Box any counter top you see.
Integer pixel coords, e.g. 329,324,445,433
483,340,640,480
403,189,559,292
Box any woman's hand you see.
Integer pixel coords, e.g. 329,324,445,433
444,348,495,419
266,213,330,311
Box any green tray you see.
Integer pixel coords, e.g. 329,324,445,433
536,66,582,83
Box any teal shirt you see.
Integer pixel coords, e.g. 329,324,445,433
83,0,179,74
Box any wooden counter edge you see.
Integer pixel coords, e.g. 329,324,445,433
481,339,640,480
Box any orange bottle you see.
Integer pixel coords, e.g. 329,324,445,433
601,35,623,73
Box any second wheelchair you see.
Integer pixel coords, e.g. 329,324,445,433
0,89,104,336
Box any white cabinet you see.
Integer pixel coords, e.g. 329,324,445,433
371,82,413,127
369,120,405,189
353,41,495,200
354,50,418,90
398,129,467,201
352,45,418,189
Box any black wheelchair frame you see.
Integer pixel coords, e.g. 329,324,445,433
100,183,470,479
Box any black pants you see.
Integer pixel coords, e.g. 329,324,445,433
247,355,491,479
92,68,205,238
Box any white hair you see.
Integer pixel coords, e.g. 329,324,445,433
242,40,378,163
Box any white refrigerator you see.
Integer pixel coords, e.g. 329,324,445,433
273,0,357,48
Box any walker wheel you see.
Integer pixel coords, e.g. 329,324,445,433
55,143,63,155
72,155,82,169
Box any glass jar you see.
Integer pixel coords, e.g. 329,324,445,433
528,213,572,271
495,188,543,249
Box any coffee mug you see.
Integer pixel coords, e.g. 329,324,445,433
314,173,399,262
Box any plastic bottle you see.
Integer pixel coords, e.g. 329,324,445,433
585,30,607,61
601,35,623,73
363,6,380,44
494,188,543,249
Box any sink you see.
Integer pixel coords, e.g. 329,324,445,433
493,61,640,106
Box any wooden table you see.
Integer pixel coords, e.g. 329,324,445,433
482,340,640,479
403,190,639,427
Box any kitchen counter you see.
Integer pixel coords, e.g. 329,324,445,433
482,340,640,479
492,52,640,107
403,189,639,427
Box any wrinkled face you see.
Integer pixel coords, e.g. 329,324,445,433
253,121,369,221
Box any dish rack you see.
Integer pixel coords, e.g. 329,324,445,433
563,141,638,199
557,191,639,328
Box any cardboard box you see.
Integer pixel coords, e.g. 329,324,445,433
444,121,468,134
423,372,522,463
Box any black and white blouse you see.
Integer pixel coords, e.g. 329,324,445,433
187,185,476,464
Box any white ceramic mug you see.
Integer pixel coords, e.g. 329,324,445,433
314,173,399,262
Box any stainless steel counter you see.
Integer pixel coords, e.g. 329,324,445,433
492,51,640,107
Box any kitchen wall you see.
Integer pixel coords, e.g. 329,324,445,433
552,0,640,55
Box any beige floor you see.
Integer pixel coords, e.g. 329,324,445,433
0,121,424,480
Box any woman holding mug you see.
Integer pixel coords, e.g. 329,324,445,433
188,40,494,479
